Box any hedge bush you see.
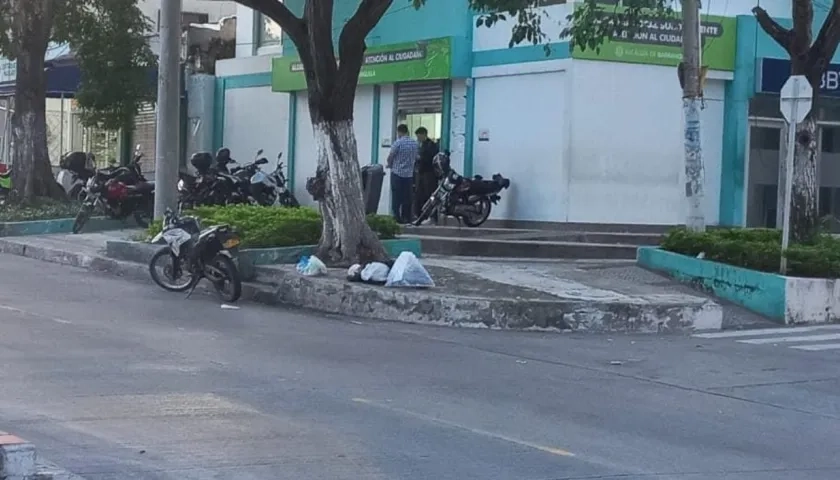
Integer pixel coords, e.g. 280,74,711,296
0,200,81,222
660,227,840,278
147,204,401,249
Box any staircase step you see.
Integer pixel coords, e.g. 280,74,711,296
405,235,639,259
404,226,662,245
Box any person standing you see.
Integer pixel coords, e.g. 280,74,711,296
413,126,440,223
386,124,418,224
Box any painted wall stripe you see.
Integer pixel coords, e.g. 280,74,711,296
213,78,226,151
223,72,272,89
371,85,381,164
472,42,570,68
287,91,297,192
440,80,452,150
463,80,476,177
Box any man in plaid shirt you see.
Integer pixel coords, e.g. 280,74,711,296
386,124,419,224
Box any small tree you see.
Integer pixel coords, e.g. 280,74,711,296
0,0,156,203
752,3,840,242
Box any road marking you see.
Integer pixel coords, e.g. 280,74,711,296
790,343,840,351
0,303,72,324
737,333,840,345
693,325,840,339
351,398,574,457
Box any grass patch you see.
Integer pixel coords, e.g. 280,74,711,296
661,227,840,278
147,204,401,249
0,200,81,222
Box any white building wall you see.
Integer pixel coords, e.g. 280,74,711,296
472,4,571,52
472,63,570,222
377,85,395,215
222,86,289,171
567,60,724,225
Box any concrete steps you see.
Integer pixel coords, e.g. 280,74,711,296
402,225,663,260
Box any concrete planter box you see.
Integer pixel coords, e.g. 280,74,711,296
638,246,840,325
106,237,422,281
0,217,129,236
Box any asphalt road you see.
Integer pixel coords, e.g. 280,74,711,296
0,254,839,480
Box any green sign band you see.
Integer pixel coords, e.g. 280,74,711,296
272,37,452,92
571,7,736,71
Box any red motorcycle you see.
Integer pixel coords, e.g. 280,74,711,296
72,145,155,234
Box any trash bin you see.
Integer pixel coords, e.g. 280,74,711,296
360,163,385,215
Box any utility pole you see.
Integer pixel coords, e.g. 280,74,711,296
680,0,705,232
154,0,182,219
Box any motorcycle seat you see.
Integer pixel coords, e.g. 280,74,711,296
128,182,154,193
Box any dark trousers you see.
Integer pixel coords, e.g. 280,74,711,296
390,173,413,223
413,170,438,221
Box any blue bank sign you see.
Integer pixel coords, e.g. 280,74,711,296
759,57,840,96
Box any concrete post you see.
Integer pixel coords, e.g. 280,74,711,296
154,0,182,219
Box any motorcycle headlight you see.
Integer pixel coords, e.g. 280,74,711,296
177,179,186,192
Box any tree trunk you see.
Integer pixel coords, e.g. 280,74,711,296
306,108,389,267
789,115,819,241
10,0,66,204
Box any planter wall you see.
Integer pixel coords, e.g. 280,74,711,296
637,247,839,325
0,217,129,236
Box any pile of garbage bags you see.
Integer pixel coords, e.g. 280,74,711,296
348,252,434,288
296,251,434,288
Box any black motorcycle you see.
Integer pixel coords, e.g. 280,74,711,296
72,145,154,234
148,208,242,302
414,151,510,227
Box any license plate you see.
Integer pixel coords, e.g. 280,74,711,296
223,237,240,248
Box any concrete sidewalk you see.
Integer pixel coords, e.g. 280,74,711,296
0,231,742,334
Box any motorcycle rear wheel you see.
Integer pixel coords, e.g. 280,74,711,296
207,254,242,302
462,197,492,228
148,248,194,292
72,203,94,234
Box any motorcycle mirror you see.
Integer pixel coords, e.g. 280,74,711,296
256,158,268,165
256,149,264,157
134,144,142,154
277,152,283,159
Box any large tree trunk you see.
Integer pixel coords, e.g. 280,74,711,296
788,115,819,241
10,0,66,204
306,104,389,267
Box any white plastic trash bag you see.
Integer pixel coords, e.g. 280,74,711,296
361,262,390,283
296,255,327,276
385,252,434,288
347,263,363,282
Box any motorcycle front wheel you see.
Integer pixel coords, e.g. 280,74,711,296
148,248,194,292
462,197,492,228
207,254,242,302
72,203,94,234
413,198,438,226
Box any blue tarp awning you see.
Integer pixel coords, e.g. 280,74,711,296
0,54,157,98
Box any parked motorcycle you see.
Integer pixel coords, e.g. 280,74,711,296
149,208,242,302
56,152,95,201
178,152,228,210
413,151,510,227
239,150,299,207
72,145,154,234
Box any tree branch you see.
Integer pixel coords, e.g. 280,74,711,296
333,0,392,103
236,0,306,45
752,6,793,53
809,2,840,75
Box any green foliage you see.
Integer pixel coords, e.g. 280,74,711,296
0,200,81,222
146,205,402,249
461,0,672,54
54,0,158,130
661,227,840,278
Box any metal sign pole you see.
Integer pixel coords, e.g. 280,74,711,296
780,103,797,274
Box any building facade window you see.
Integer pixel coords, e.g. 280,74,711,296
256,13,282,47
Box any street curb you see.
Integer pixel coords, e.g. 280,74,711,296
0,236,721,333
253,266,722,333
0,430,83,480
0,217,134,237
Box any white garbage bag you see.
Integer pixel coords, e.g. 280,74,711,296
361,262,390,283
385,252,434,288
347,263,363,282
296,255,327,276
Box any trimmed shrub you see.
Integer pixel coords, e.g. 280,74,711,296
147,205,401,249
0,200,81,222
660,227,840,278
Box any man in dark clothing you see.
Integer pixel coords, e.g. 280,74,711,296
412,126,440,223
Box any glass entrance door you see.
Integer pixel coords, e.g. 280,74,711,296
746,119,784,227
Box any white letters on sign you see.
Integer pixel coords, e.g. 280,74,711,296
821,70,840,91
